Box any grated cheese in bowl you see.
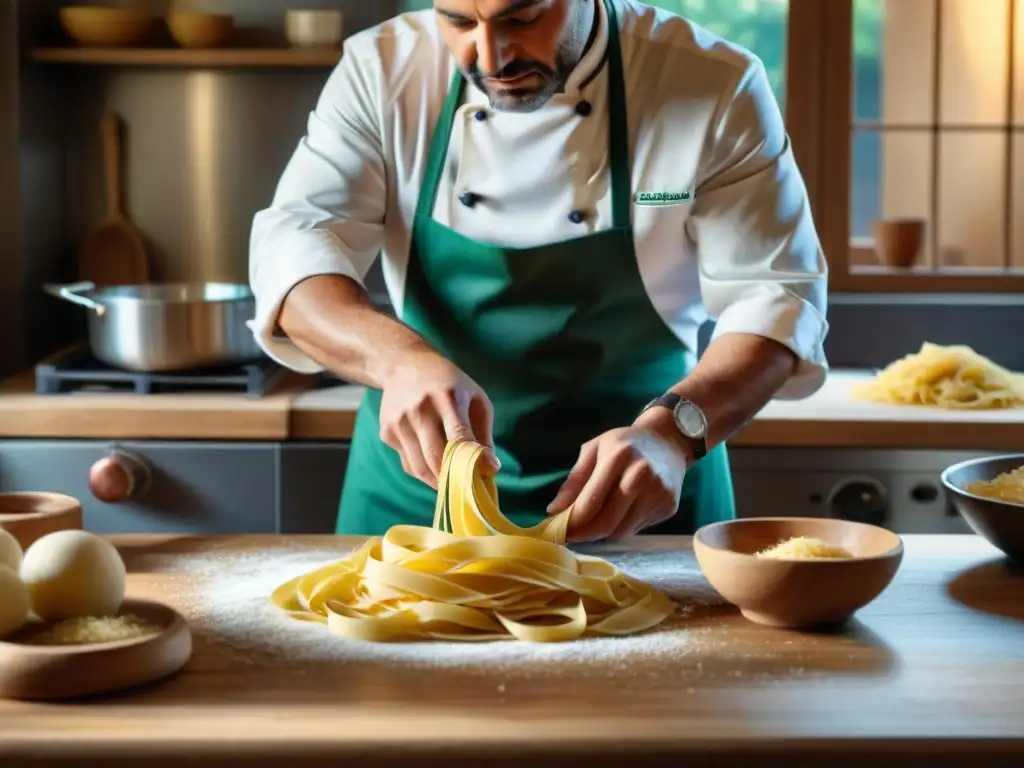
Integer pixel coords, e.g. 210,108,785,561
755,536,854,560
25,614,160,645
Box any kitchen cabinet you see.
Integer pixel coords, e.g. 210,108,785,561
278,443,347,534
0,440,349,535
0,440,984,537
729,447,976,534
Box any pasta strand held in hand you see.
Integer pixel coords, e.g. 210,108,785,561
271,441,675,642
852,342,1024,409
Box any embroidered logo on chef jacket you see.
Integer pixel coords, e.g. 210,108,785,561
634,190,692,207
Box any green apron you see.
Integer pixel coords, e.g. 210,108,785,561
337,0,735,537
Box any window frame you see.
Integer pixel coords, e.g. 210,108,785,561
786,0,1024,293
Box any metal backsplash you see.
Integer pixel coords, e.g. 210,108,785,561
64,69,325,283
53,1,398,285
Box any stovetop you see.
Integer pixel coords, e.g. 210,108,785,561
35,346,284,397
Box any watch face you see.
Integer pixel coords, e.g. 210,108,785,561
673,401,707,439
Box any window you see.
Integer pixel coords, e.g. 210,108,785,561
818,0,1024,291
650,0,789,107
401,0,790,105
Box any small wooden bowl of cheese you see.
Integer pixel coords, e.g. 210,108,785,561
693,517,903,629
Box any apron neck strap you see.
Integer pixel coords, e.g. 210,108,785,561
603,0,630,227
416,0,631,229
417,62,467,223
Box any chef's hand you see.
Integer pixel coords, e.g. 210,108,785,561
546,411,691,542
379,352,499,489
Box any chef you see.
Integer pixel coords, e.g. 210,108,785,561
249,0,829,542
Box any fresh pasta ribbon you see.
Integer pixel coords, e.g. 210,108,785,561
852,342,1024,410
271,440,675,642
432,441,571,542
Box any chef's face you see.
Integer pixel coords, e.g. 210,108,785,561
434,0,592,112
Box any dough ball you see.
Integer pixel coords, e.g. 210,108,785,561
0,565,30,639
20,530,126,620
0,526,22,572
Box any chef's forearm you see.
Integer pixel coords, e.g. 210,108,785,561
637,333,797,458
277,274,437,389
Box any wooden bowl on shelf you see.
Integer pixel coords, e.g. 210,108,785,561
942,453,1024,566
0,493,82,551
59,6,154,48
167,12,234,49
693,517,904,629
873,218,926,269
0,599,192,701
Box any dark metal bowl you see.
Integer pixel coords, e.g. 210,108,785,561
941,454,1024,565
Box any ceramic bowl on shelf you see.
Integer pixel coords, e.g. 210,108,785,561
59,6,154,48
942,453,1024,566
0,493,83,550
167,11,234,49
284,10,344,48
693,516,904,629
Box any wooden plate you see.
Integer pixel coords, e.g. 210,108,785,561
0,492,83,550
0,599,192,701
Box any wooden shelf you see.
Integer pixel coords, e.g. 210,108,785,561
29,47,341,68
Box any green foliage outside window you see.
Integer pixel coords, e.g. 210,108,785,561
399,0,885,234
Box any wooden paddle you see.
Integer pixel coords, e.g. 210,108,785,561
78,111,150,287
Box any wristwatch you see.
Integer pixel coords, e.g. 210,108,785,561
640,393,708,462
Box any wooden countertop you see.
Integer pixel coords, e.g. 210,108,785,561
0,371,310,441
1,533,1021,766
1,368,1022,450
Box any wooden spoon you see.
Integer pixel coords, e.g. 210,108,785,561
78,112,150,287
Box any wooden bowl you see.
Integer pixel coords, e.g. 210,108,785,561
167,11,234,49
0,599,192,701
59,6,154,48
0,492,83,551
874,218,926,268
942,454,1024,565
693,517,904,629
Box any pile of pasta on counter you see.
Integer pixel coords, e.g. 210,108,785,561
853,342,1024,409
0,528,158,644
271,440,676,643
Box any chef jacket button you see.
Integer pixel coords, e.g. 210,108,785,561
575,100,593,117
459,192,479,208
568,209,585,224
474,110,488,122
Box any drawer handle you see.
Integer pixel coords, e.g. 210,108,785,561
89,450,150,504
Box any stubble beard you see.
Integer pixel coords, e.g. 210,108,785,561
471,0,594,114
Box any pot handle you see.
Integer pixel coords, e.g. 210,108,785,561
43,281,106,317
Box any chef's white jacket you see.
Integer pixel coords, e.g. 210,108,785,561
249,0,829,399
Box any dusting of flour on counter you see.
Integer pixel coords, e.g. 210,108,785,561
136,546,724,673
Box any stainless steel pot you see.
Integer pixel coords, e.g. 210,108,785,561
44,281,263,372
